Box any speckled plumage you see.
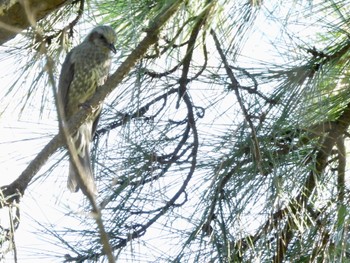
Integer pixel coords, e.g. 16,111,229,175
58,25,117,194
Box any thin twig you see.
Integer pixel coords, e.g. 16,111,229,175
9,205,18,263
45,0,85,44
1,1,185,262
176,2,213,108
337,136,346,203
44,33,116,262
1,0,184,206
96,88,178,136
211,29,264,175
232,101,350,260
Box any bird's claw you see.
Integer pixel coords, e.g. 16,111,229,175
79,102,92,110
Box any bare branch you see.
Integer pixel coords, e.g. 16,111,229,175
211,29,264,175
0,0,185,205
0,0,69,44
96,88,178,136
337,136,346,203
176,2,213,108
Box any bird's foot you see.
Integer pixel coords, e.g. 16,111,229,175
79,102,92,110
79,101,100,113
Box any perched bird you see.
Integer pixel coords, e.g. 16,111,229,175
58,25,117,194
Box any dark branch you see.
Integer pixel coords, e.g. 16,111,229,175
211,29,264,175
0,0,184,207
95,88,178,137
176,5,212,108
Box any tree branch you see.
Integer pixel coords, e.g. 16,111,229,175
1,135,63,206
176,2,213,108
96,88,178,136
301,101,350,202
1,0,185,205
211,29,264,175
249,101,350,261
0,0,69,44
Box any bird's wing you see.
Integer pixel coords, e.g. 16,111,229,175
91,73,110,138
58,51,75,115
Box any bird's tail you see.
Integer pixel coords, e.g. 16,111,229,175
67,122,97,195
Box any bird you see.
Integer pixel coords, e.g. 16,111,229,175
58,25,117,194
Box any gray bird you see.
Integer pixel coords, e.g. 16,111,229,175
58,25,117,194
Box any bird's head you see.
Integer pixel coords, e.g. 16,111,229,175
87,25,117,54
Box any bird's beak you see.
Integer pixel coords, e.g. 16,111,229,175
109,43,117,54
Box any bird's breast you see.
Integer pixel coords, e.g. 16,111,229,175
66,57,110,118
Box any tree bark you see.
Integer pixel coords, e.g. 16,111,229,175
0,0,68,45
